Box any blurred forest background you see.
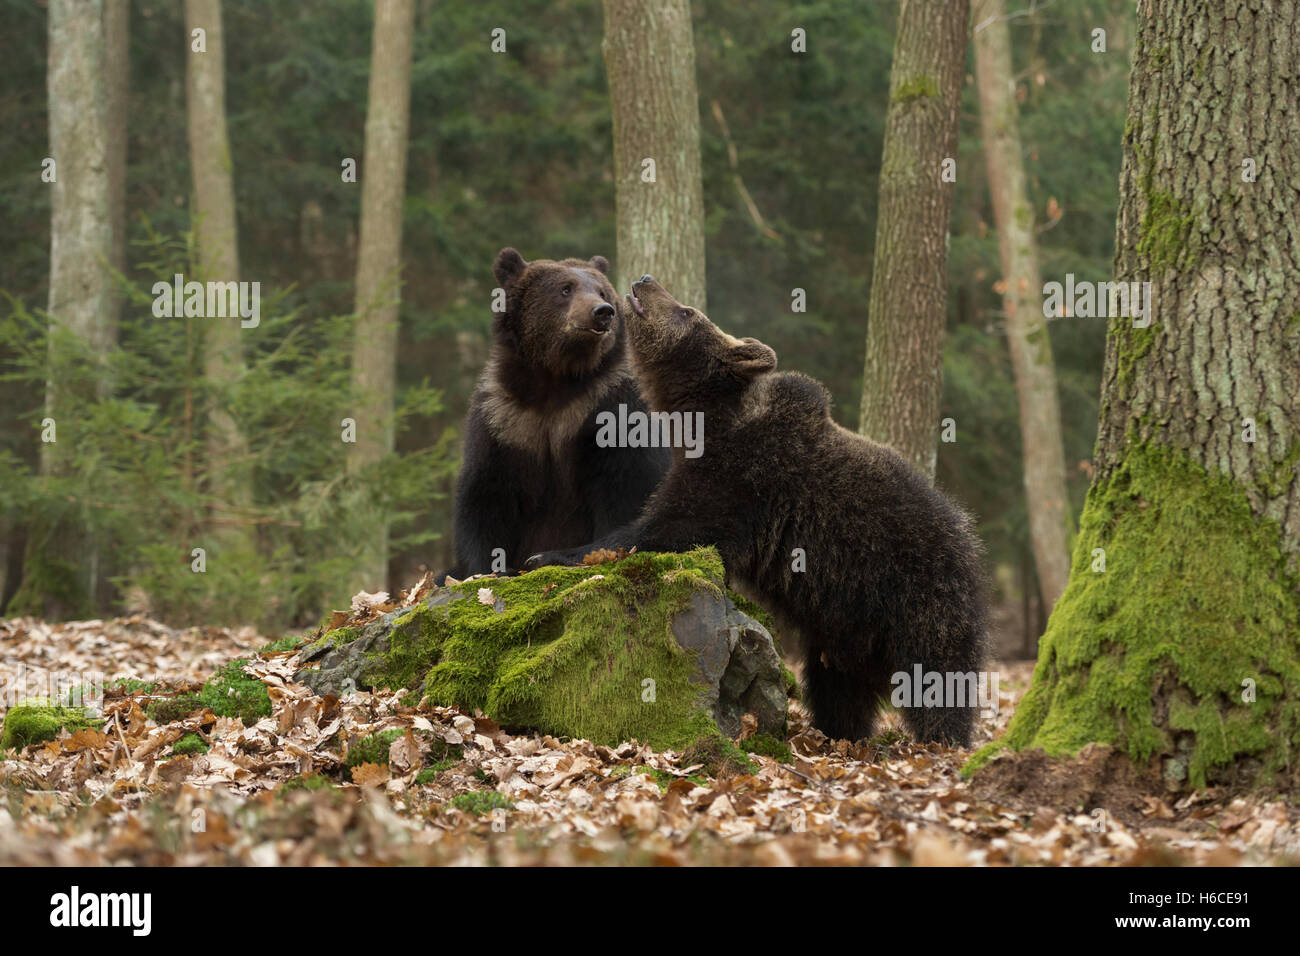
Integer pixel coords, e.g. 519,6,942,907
0,0,1135,651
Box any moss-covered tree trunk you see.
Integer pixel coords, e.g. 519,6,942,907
602,0,706,309
973,0,1072,612
990,0,1300,788
858,0,968,481
349,0,415,591
185,0,251,555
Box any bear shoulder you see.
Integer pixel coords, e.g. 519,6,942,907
754,371,833,419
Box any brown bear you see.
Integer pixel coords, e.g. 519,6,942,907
448,249,669,578
525,276,988,746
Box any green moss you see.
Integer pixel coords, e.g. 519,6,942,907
0,702,103,751
342,548,735,751
258,634,304,654
1114,321,1163,390
448,791,514,816
146,659,271,726
892,74,939,104
172,732,208,756
972,443,1300,787
635,766,709,790
782,666,800,701
679,732,758,778
1137,189,1194,273
1255,443,1300,499
741,733,793,764
345,729,405,769
415,758,460,784
105,678,160,695
279,773,332,794
304,626,361,658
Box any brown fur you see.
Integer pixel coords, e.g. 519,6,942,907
525,277,989,745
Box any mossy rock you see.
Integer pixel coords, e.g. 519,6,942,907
0,702,104,751
296,548,787,750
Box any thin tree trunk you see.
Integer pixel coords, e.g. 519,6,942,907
990,0,1300,788
602,0,706,308
185,0,251,542
350,0,415,591
37,0,114,618
973,0,1071,611
859,0,969,480
106,0,128,306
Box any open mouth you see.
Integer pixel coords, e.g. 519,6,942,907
627,293,645,317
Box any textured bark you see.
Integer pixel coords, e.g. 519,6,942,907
350,0,415,590
185,0,251,530
41,0,113,617
105,0,128,311
1099,0,1300,552
602,0,706,308
973,0,1071,610
858,0,969,481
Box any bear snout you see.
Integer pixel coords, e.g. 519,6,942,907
590,302,615,333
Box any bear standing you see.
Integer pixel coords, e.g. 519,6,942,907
449,249,669,578
526,276,988,746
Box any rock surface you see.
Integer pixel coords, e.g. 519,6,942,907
295,549,787,746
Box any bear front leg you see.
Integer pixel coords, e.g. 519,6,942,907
523,512,726,570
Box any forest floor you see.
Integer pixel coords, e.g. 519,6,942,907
0,615,1296,866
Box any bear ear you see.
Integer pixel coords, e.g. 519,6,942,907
725,337,777,378
589,255,609,275
494,247,528,289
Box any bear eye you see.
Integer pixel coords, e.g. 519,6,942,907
677,307,693,319
560,284,572,297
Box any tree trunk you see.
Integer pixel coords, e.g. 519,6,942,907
602,0,707,308
350,0,415,591
988,0,1300,789
185,0,251,544
973,0,1071,611
106,0,128,308
858,0,968,481
38,0,114,617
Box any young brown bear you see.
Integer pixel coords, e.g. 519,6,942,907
448,250,669,578
525,276,988,746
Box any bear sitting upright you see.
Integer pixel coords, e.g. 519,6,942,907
525,276,988,746
449,249,670,578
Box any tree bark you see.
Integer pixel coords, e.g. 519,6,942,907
185,0,252,540
106,0,128,310
973,0,1071,611
858,0,969,481
602,0,707,308
350,0,415,591
988,0,1300,789
38,0,114,617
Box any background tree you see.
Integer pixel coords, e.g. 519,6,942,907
972,0,1071,610
185,0,251,553
0,0,1137,638
601,0,706,307
27,0,115,617
350,0,416,591
858,0,968,480
988,0,1300,787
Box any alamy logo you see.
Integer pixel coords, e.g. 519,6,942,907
1042,273,1152,328
890,666,1000,717
49,886,151,936
151,273,261,328
1,660,103,715
595,403,704,459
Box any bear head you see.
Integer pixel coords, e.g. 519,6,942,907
624,275,776,410
492,247,624,379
